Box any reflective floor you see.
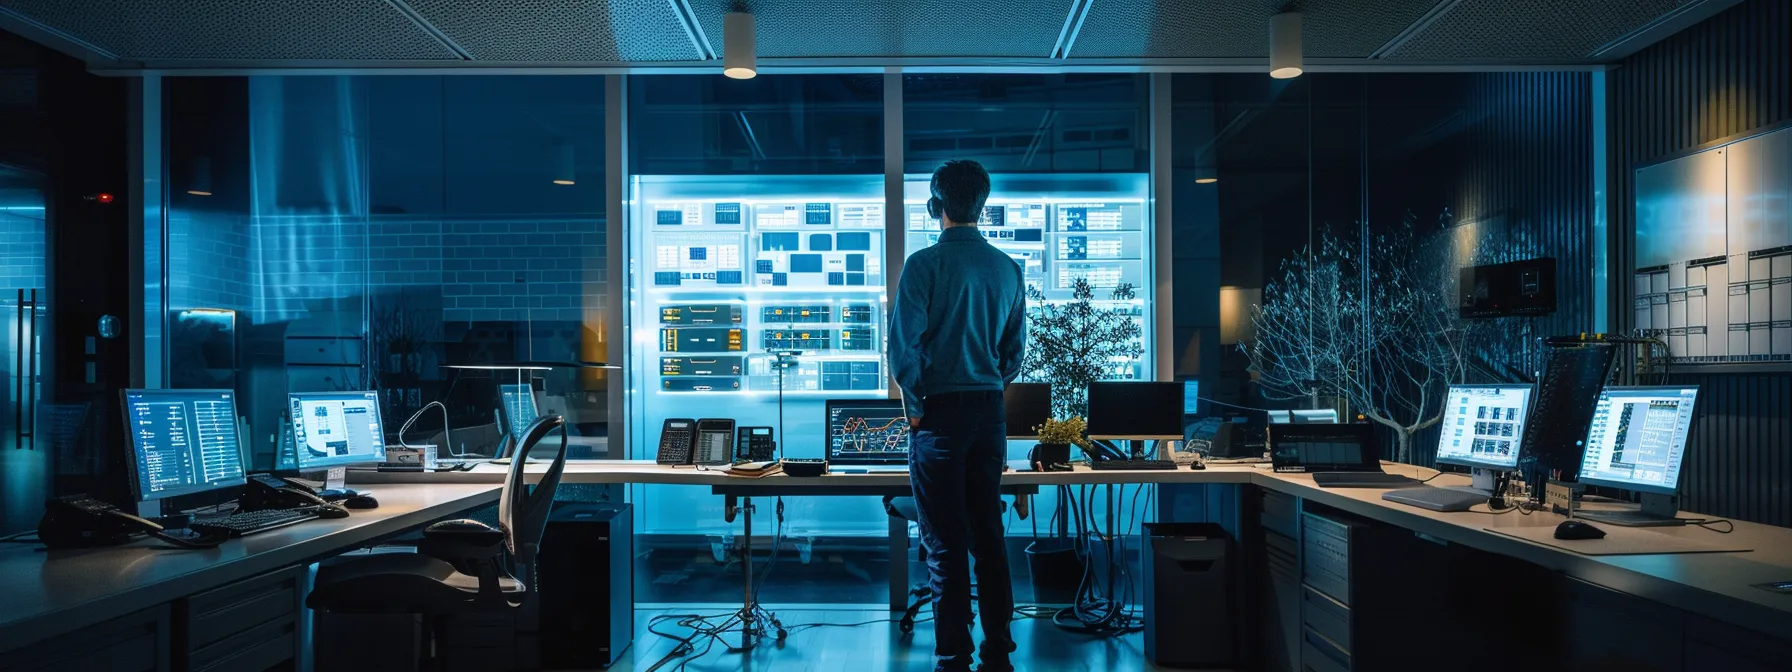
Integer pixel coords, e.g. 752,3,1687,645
608,607,1180,672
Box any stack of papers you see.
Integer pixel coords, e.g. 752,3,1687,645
726,461,783,478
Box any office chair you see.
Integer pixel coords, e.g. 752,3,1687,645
883,495,1013,634
307,414,570,669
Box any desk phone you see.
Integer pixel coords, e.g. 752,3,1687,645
737,426,776,461
694,419,736,465
656,418,697,465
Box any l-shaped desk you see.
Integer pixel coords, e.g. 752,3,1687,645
4,462,1790,670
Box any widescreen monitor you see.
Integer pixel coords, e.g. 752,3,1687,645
1434,384,1535,471
289,391,388,470
1004,383,1053,440
1576,386,1698,496
1086,382,1183,439
122,389,248,502
826,399,912,465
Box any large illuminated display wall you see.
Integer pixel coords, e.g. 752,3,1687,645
628,175,891,534
903,174,1154,381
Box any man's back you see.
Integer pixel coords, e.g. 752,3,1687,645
891,227,1026,412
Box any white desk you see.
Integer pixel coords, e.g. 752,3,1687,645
0,483,500,655
353,460,1792,639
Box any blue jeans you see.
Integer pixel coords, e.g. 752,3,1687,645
909,390,1016,671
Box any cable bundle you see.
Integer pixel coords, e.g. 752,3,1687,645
1051,483,1154,636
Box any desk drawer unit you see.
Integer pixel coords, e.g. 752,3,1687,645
1260,488,1301,539
178,566,303,672
1300,512,1351,605
6,605,173,672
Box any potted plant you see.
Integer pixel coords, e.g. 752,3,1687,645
1031,416,1090,472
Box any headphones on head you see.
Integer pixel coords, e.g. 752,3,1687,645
927,172,945,219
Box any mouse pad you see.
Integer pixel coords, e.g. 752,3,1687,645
1485,525,1753,555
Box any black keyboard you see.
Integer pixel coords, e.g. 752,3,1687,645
1311,471,1422,488
189,508,320,538
1088,459,1178,471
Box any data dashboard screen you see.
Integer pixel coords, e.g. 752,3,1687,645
124,389,247,501
827,399,911,465
289,391,387,470
1435,384,1535,470
1576,387,1698,494
500,384,538,440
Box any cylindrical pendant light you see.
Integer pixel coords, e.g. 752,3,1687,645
553,142,575,185
187,157,214,196
1269,12,1303,79
724,12,757,80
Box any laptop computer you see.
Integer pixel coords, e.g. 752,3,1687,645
825,399,912,473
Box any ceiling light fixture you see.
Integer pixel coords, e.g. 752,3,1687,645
724,11,757,80
1269,12,1303,79
187,157,214,196
553,142,575,185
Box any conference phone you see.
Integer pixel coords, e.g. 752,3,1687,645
37,495,165,548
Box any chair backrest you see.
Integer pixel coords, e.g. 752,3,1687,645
498,414,569,568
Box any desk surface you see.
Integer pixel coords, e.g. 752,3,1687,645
0,483,499,652
356,460,1792,637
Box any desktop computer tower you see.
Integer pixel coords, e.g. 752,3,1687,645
538,502,634,668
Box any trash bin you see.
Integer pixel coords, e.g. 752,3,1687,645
1142,522,1235,669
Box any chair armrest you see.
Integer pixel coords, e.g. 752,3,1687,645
419,519,504,575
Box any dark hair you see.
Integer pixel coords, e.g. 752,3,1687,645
929,160,991,225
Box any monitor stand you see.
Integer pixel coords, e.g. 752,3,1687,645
1576,492,1686,527
314,467,357,500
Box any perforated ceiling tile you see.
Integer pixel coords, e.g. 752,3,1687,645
689,0,1066,59
1390,0,1694,61
405,0,701,62
1073,0,1443,59
0,0,458,60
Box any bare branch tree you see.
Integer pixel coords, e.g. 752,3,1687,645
1243,216,1479,463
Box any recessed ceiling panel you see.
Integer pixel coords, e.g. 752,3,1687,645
1390,0,1694,60
690,0,1066,58
405,0,700,62
0,0,458,60
1073,0,1442,59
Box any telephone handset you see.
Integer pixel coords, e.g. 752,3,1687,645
38,494,164,548
694,419,736,466
657,418,697,465
240,473,331,511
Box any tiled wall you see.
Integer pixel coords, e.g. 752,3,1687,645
0,210,45,292
168,209,252,312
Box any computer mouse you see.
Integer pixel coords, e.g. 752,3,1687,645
1554,519,1606,540
315,503,351,519
1189,462,1207,470
344,494,379,510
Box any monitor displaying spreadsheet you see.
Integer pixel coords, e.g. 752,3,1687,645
122,389,247,502
1576,386,1698,495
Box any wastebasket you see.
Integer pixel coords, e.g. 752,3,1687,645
1142,522,1235,668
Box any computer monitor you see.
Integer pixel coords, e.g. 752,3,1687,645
122,389,248,502
1182,380,1200,415
1004,383,1053,440
500,383,539,441
289,391,388,470
1290,409,1339,424
1086,381,1183,440
1434,384,1536,472
1576,386,1698,496
826,399,912,465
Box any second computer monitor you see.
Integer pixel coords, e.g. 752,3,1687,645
1576,386,1698,495
1086,381,1184,439
1005,383,1053,439
826,399,912,465
123,389,248,502
290,391,388,470
1434,383,1535,471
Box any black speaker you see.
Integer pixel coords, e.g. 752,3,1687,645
538,502,633,668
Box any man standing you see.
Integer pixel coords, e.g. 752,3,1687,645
890,160,1026,672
